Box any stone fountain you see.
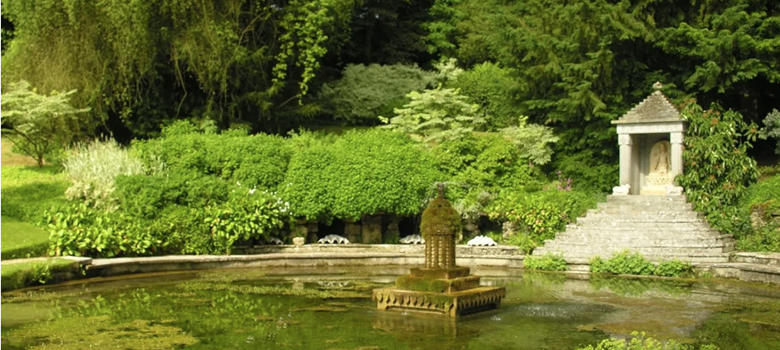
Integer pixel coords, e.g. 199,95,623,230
372,184,506,317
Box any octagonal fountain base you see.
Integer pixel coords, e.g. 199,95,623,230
372,266,505,318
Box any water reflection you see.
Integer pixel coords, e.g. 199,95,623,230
1,267,779,350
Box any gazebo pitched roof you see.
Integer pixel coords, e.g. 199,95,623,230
612,82,682,124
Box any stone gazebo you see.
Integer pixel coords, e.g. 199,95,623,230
611,82,686,195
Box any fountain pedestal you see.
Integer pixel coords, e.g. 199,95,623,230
372,184,505,317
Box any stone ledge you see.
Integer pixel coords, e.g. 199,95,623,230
731,252,780,265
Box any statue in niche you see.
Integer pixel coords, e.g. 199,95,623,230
649,140,671,176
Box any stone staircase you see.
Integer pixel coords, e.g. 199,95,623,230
532,195,734,266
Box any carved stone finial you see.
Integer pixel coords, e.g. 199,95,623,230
436,182,444,198
652,81,663,91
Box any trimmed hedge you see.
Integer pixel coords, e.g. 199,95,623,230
281,129,442,222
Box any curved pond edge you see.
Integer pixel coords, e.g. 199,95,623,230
1,246,778,291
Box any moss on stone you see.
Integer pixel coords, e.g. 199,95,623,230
420,195,461,239
395,275,478,293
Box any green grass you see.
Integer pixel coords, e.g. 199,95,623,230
0,258,78,291
0,165,70,223
1,216,50,259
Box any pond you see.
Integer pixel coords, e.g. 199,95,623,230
1,266,779,350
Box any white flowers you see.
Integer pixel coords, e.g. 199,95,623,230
249,188,256,195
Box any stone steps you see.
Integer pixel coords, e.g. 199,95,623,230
533,194,732,264
536,246,731,258
730,252,780,266
542,238,734,249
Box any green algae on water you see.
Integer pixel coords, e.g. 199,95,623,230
4,315,198,350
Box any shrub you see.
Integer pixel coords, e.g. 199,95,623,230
317,64,438,123
281,129,441,222
114,171,229,220
590,251,694,277
451,62,521,130
487,190,602,244
44,203,158,257
202,187,290,254
64,140,145,210
381,86,486,143
677,102,759,235
736,174,780,252
590,251,655,276
132,123,292,190
759,109,780,155
577,331,719,350
523,253,568,271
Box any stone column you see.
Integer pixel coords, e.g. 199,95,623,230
344,219,362,243
670,132,684,179
618,134,633,187
361,215,383,244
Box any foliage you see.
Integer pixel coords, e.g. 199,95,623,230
381,85,485,143
654,260,695,278
0,165,70,223
317,64,437,123
523,253,568,271
1,216,50,260
44,203,159,258
0,258,78,291
736,174,780,252
202,187,290,254
0,80,90,167
759,109,780,155
500,117,559,165
590,251,694,278
576,331,718,350
451,62,520,130
132,122,293,190
114,170,229,220
677,102,759,235
1,0,354,136
488,190,601,243
281,129,441,222
64,140,146,211
432,134,543,192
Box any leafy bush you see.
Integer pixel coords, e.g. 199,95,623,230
44,203,158,257
114,171,229,220
64,140,145,210
759,109,780,155
132,123,292,190
654,260,695,278
523,253,568,271
577,331,718,350
590,251,694,277
432,133,542,191
203,188,290,254
317,64,437,123
451,62,520,130
736,174,780,252
281,129,441,222
488,190,601,241
381,86,486,143
677,102,759,235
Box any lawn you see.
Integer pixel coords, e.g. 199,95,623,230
1,217,50,260
0,258,79,291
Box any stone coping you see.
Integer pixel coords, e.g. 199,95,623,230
2,246,779,290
